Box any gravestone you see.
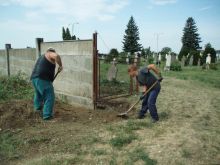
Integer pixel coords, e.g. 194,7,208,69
181,56,186,67
189,55,193,66
107,58,118,81
206,53,211,70
198,59,201,67
164,53,171,71
126,56,129,64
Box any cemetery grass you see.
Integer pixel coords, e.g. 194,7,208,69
0,66,220,165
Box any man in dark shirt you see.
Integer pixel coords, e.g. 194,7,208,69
31,48,63,120
128,64,162,122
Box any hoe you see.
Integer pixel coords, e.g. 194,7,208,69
117,81,158,118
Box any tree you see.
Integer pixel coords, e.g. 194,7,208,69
122,16,142,54
71,35,76,40
179,17,201,61
62,27,72,40
62,27,66,40
66,28,72,40
160,47,172,61
202,43,216,64
109,48,119,58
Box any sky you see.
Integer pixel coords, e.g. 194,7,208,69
0,0,220,54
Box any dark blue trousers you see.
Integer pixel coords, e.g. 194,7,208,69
139,87,160,121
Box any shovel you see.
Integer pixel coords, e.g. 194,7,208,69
117,81,158,118
53,70,61,82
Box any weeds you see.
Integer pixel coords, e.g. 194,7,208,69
110,133,136,148
0,72,33,101
126,148,157,165
0,131,22,162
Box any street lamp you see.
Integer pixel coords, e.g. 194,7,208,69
154,33,163,55
68,22,79,37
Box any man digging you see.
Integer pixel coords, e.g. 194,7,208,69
31,48,63,120
128,64,162,123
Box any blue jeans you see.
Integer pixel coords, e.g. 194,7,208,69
32,78,55,119
139,87,160,121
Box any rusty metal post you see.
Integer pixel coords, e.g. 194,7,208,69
5,44,11,77
93,32,98,110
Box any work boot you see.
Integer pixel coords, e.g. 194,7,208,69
43,116,53,120
34,110,42,117
152,119,159,123
137,115,145,119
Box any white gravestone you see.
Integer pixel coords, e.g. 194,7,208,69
206,53,211,70
164,53,171,71
107,58,118,81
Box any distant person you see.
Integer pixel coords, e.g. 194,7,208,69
128,64,162,122
31,48,63,120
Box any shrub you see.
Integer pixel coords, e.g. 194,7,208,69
170,60,182,71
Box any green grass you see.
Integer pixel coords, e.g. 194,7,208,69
163,63,220,88
0,72,33,101
0,131,22,162
126,148,157,165
110,133,136,148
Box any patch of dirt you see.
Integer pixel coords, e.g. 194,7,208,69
0,98,132,130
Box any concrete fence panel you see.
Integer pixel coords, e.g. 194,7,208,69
0,50,7,76
40,40,93,108
9,48,36,77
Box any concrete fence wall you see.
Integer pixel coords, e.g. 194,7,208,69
9,48,36,76
0,38,95,109
0,50,7,76
40,40,93,107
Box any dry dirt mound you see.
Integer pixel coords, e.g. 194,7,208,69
0,98,131,129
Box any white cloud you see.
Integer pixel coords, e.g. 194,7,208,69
198,6,212,11
0,0,129,21
150,0,177,5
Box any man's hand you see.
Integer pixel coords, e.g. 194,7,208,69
58,66,63,72
158,76,163,82
139,95,145,100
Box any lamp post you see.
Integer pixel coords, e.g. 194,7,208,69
154,33,163,55
68,22,79,37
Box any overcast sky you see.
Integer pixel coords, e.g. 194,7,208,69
0,0,219,53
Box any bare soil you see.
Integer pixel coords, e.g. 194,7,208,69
0,98,132,130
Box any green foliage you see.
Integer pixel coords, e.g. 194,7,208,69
209,63,218,70
0,72,33,101
178,46,189,61
110,133,136,148
109,48,119,57
105,48,119,63
122,16,142,54
165,63,220,88
148,56,154,64
0,131,22,162
127,148,157,165
160,47,172,61
170,60,182,71
65,28,71,40
62,27,72,40
62,27,66,40
201,43,216,64
190,50,200,65
181,17,201,51
179,17,201,61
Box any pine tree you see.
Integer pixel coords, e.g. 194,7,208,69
122,16,142,54
179,17,201,60
62,27,67,40
66,28,72,40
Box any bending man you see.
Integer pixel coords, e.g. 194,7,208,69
31,48,63,120
128,64,162,122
